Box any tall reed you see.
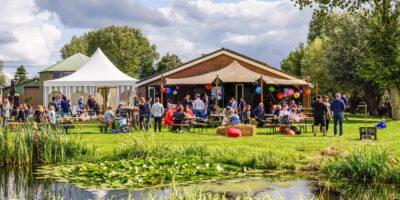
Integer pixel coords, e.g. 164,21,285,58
0,121,95,166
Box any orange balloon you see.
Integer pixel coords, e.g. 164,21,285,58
305,89,311,95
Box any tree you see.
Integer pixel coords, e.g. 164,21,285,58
156,53,182,73
14,65,28,83
292,0,400,119
281,43,305,77
60,26,159,79
60,35,88,59
0,60,7,86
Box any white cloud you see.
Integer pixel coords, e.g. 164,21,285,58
0,0,61,67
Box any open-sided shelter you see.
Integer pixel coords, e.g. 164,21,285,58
137,48,310,112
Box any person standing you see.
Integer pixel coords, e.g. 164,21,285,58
87,95,94,110
138,97,146,131
144,97,152,132
313,96,327,136
242,105,251,124
321,96,332,133
183,95,191,107
192,94,205,118
49,105,57,125
151,98,164,132
331,93,346,136
78,96,84,113
2,99,10,129
239,98,246,120
230,97,238,111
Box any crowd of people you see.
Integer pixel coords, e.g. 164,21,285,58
0,91,349,136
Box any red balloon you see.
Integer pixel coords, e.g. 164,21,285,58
205,84,212,90
277,93,284,99
162,87,167,93
305,89,311,95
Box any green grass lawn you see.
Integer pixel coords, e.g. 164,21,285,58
67,117,400,168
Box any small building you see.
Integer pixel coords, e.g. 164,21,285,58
38,53,89,104
2,78,40,106
136,48,310,112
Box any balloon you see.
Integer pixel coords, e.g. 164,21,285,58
255,87,262,94
205,84,212,90
277,93,284,99
299,90,303,94
173,90,177,95
162,87,167,93
176,86,180,90
305,89,311,95
287,89,294,96
294,92,300,99
269,86,275,92
166,87,172,94
218,91,222,96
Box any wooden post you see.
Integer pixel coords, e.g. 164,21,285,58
260,77,264,103
215,76,219,108
160,76,164,105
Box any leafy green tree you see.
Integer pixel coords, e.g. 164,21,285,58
60,26,159,78
60,35,88,59
281,43,305,77
0,60,7,86
156,53,182,73
14,65,28,83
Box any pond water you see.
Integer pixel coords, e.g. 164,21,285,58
1,167,399,199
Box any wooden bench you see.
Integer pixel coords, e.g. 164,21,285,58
192,122,208,133
171,124,190,132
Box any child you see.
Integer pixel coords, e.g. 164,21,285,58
376,118,387,129
242,105,251,124
49,106,57,125
228,109,240,125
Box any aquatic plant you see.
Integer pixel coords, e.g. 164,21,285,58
323,148,394,182
0,121,95,166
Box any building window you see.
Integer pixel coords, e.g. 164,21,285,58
53,71,74,79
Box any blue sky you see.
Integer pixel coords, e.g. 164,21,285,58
0,0,313,79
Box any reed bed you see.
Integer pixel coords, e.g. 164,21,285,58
0,121,95,166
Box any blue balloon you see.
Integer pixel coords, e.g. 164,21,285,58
256,87,262,94
166,87,172,94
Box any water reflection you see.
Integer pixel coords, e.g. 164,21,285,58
1,167,400,199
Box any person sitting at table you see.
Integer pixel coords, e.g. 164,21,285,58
253,103,266,127
272,105,281,124
17,104,30,122
164,104,175,126
184,105,195,118
279,104,292,124
221,106,232,126
34,105,45,123
103,105,118,129
242,105,252,124
289,100,298,112
171,105,186,132
228,108,240,125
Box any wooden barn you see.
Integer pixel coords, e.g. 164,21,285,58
136,48,310,112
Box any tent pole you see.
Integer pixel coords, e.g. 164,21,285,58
160,76,164,105
260,76,264,103
215,76,219,109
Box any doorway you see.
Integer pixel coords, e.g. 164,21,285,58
235,84,244,102
148,87,157,101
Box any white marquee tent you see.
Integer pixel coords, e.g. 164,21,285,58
44,48,138,110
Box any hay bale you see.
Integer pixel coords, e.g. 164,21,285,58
215,125,256,136
216,126,227,136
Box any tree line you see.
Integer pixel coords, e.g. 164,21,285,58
283,0,400,118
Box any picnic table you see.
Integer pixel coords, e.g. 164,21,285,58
209,113,224,127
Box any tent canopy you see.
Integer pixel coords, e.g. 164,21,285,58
44,48,138,87
165,60,308,86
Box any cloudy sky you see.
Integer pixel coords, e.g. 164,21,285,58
0,0,312,79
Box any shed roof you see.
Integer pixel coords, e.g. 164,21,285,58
39,53,89,73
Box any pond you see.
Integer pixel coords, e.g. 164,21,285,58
1,167,399,199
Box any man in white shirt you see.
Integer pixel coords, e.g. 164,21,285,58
151,98,164,132
192,94,205,118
